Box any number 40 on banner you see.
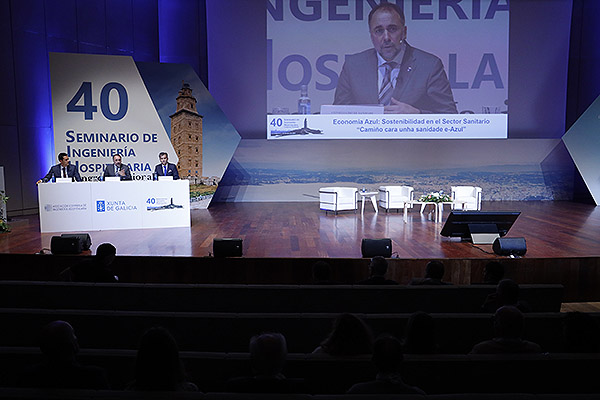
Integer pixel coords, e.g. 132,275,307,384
66,81,128,121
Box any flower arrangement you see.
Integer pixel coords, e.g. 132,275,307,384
0,190,9,233
418,191,452,203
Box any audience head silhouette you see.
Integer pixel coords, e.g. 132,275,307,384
347,334,426,394
425,260,444,280
250,332,288,376
312,260,334,284
496,278,520,306
134,326,196,391
317,313,373,356
403,311,436,354
39,320,79,363
470,305,542,354
483,261,505,284
95,242,116,266
369,256,388,276
493,305,524,339
372,334,404,374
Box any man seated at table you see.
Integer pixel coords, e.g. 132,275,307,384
154,152,179,180
37,152,81,184
102,154,132,181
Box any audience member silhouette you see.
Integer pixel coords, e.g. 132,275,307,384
61,242,119,282
470,306,542,354
481,278,531,313
402,311,438,354
482,261,505,285
357,256,398,285
313,313,374,356
16,320,108,389
129,327,198,391
410,260,451,285
312,260,337,284
347,334,426,394
563,311,600,353
227,332,304,393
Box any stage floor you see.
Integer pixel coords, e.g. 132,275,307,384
1,201,599,259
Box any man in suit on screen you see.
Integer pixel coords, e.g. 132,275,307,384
102,154,132,181
37,152,81,183
333,3,457,114
154,152,180,180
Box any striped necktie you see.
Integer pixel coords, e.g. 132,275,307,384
378,61,397,106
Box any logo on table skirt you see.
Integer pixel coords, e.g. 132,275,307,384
43,203,88,212
95,199,137,212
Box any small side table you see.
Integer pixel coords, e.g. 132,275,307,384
359,191,378,215
411,201,440,222
437,201,454,222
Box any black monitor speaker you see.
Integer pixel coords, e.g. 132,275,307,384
492,237,527,256
60,233,92,251
440,211,521,244
213,238,243,257
361,238,392,258
51,236,83,255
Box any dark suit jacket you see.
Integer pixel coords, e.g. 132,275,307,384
41,164,81,182
154,162,180,180
102,163,132,181
334,43,457,114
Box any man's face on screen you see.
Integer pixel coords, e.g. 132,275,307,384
370,9,406,61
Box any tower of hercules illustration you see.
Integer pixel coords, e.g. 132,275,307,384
169,82,202,180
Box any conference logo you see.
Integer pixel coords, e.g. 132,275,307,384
95,199,137,213
43,203,88,212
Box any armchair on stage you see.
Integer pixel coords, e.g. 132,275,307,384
319,187,358,215
378,186,414,212
451,186,482,210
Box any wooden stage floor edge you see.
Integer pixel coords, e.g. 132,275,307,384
1,200,599,259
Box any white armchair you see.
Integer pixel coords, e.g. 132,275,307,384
451,186,482,210
319,187,358,215
378,186,414,212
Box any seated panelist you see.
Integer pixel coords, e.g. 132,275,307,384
37,152,81,184
103,154,132,181
154,152,179,180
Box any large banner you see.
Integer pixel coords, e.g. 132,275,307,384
267,0,509,139
49,53,241,209
50,53,176,179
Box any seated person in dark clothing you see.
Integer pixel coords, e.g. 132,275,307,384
482,261,505,285
357,256,398,285
129,327,198,391
313,313,373,356
347,334,425,394
402,311,438,354
16,320,108,389
409,260,451,285
227,332,304,393
481,278,531,313
61,242,119,282
563,311,600,353
470,305,542,354
312,260,337,284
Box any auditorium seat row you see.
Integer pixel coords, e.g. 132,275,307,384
0,309,591,354
1,348,600,394
0,281,564,313
0,389,599,400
